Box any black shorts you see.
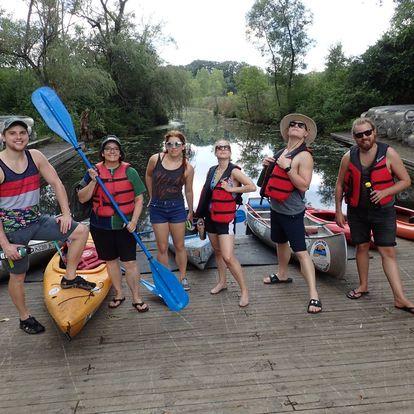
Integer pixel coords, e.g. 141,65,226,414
347,206,396,247
270,209,306,252
90,225,137,262
205,214,236,235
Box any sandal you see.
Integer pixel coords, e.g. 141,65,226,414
132,302,149,313
263,273,293,284
108,297,125,309
19,316,45,334
346,289,369,300
307,299,322,314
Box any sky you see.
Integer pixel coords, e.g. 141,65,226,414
3,0,395,72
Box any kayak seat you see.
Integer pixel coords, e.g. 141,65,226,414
77,245,105,270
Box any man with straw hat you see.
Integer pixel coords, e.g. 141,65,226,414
259,113,322,314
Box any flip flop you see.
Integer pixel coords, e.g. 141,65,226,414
346,289,369,300
307,298,322,314
263,273,292,284
132,302,149,313
395,305,414,315
108,297,125,308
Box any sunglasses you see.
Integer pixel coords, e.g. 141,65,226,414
354,129,373,139
215,145,231,151
289,121,307,130
166,141,184,148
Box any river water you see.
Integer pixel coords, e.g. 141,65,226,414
42,108,414,232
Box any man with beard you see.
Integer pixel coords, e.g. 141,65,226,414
335,117,414,314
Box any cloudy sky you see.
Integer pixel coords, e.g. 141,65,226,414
3,0,395,72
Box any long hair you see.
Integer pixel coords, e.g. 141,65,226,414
164,130,187,183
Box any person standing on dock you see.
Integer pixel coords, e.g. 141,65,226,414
78,135,149,313
0,117,93,335
145,130,194,291
335,117,414,314
260,114,322,314
195,139,255,307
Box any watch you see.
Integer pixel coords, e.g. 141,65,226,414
284,166,292,173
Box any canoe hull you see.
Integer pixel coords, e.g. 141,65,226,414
168,234,213,270
43,239,111,339
246,198,347,278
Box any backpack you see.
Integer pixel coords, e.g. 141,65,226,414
69,180,92,222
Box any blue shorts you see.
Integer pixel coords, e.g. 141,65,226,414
270,209,306,252
149,199,186,224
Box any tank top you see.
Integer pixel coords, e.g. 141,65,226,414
152,154,185,201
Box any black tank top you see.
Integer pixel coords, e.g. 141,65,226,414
152,154,185,201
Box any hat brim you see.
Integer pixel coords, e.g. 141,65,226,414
1,119,29,134
279,113,317,145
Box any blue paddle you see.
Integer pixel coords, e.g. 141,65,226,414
31,86,189,312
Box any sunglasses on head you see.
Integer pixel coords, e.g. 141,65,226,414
166,141,184,148
289,121,307,130
215,145,231,151
354,129,374,139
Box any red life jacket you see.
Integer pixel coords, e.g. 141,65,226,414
262,143,309,202
344,142,394,207
92,162,135,217
210,164,242,223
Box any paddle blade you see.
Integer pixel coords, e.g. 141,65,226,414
149,259,189,311
140,279,162,298
31,87,78,146
235,209,246,223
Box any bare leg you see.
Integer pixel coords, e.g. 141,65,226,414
377,246,414,308
294,250,320,313
8,273,29,320
169,222,187,281
263,242,291,283
65,223,89,280
218,234,249,307
355,242,370,293
106,259,124,306
208,232,228,293
122,259,147,309
152,222,170,267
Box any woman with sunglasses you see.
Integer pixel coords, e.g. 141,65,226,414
195,140,255,307
260,113,322,314
78,135,149,312
145,130,194,291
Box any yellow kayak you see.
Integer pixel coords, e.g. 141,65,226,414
43,239,111,339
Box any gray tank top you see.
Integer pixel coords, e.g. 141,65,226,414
152,154,185,201
270,189,305,215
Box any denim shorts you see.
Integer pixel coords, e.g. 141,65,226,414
2,215,78,274
270,209,306,252
347,206,396,247
149,199,187,224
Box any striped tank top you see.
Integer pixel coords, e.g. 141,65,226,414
0,150,41,232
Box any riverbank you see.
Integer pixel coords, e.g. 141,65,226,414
1,234,414,412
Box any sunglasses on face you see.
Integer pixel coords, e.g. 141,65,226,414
104,147,120,153
166,141,184,148
289,121,307,130
215,145,231,151
353,129,374,139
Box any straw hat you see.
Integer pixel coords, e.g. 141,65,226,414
280,113,317,145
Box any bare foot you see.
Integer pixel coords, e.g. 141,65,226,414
210,283,227,295
239,292,249,307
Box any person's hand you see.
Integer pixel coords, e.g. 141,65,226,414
126,220,137,233
56,213,72,234
220,180,232,192
2,243,24,261
276,153,291,170
335,210,346,228
263,156,275,167
87,168,98,182
187,210,193,222
370,189,386,204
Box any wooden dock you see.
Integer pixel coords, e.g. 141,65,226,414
1,236,414,413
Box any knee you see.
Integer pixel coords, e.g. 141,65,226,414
221,254,234,265
379,247,396,260
9,274,26,285
157,244,169,255
356,243,370,254
72,223,89,239
174,243,185,253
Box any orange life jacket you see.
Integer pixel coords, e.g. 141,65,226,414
261,143,309,202
344,142,394,207
210,164,242,223
92,162,135,217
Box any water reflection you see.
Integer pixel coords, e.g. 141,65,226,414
42,109,414,226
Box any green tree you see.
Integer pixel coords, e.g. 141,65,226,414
247,0,313,111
